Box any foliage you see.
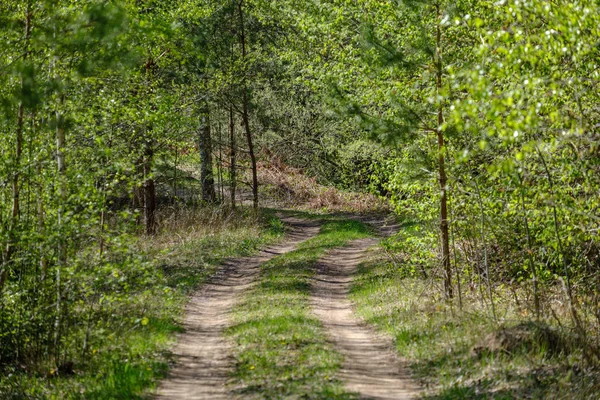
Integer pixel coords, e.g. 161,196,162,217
293,0,600,350
2,0,600,395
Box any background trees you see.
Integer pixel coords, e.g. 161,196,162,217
282,0,600,340
1,0,600,394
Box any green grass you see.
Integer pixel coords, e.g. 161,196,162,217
350,243,600,399
227,217,372,399
0,208,285,399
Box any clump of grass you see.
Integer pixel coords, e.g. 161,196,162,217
0,206,285,399
227,218,371,399
350,250,600,399
150,206,285,294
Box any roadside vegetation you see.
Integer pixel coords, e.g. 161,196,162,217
2,0,600,398
0,207,284,399
351,221,600,399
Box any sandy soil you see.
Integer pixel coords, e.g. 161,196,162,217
156,213,419,399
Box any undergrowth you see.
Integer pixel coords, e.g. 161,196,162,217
0,206,284,399
227,217,372,398
350,235,600,399
257,160,389,213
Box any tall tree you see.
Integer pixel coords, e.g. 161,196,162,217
293,0,479,297
199,104,217,203
237,0,259,209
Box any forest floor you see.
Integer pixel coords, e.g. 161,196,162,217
152,207,600,400
155,211,420,399
4,201,598,399
5,181,596,398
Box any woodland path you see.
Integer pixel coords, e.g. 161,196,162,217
311,217,420,399
155,215,321,399
156,214,418,399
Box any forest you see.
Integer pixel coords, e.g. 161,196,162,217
1,0,599,398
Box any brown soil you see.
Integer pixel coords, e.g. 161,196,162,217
155,216,320,400
311,221,420,399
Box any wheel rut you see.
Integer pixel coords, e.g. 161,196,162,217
311,225,420,399
155,216,320,400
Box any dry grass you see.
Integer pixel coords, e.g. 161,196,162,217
256,160,388,213
140,205,264,251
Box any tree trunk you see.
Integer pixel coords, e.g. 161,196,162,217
132,156,143,223
143,58,156,235
37,168,47,281
55,94,67,360
199,104,216,203
517,171,540,320
242,95,258,210
229,105,237,209
143,140,156,235
238,0,259,210
173,143,178,204
536,148,583,333
474,179,496,321
435,5,452,299
218,121,224,202
0,4,32,293
35,113,47,282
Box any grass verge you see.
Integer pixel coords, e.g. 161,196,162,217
227,217,372,399
0,207,285,399
350,236,600,399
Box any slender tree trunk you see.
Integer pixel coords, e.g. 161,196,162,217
173,143,178,204
242,95,258,209
199,104,216,203
0,5,32,293
143,139,156,235
229,105,237,209
143,59,156,235
37,184,47,281
12,105,24,222
517,171,540,320
238,0,259,209
55,94,66,360
132,156,143,223
218,121,224,203
98,182,107,258
474,179,497,322
450,201,462,310
35,114,47,281
434,5,452,299
12,5,32,222
536,148,580,328
537,149,598,361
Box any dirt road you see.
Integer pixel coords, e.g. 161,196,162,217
155,216,320,399
156,214,418,399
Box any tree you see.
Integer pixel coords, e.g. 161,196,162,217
199,104,217,203
292,0,481,298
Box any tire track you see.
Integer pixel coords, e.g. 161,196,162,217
311,222,420,400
